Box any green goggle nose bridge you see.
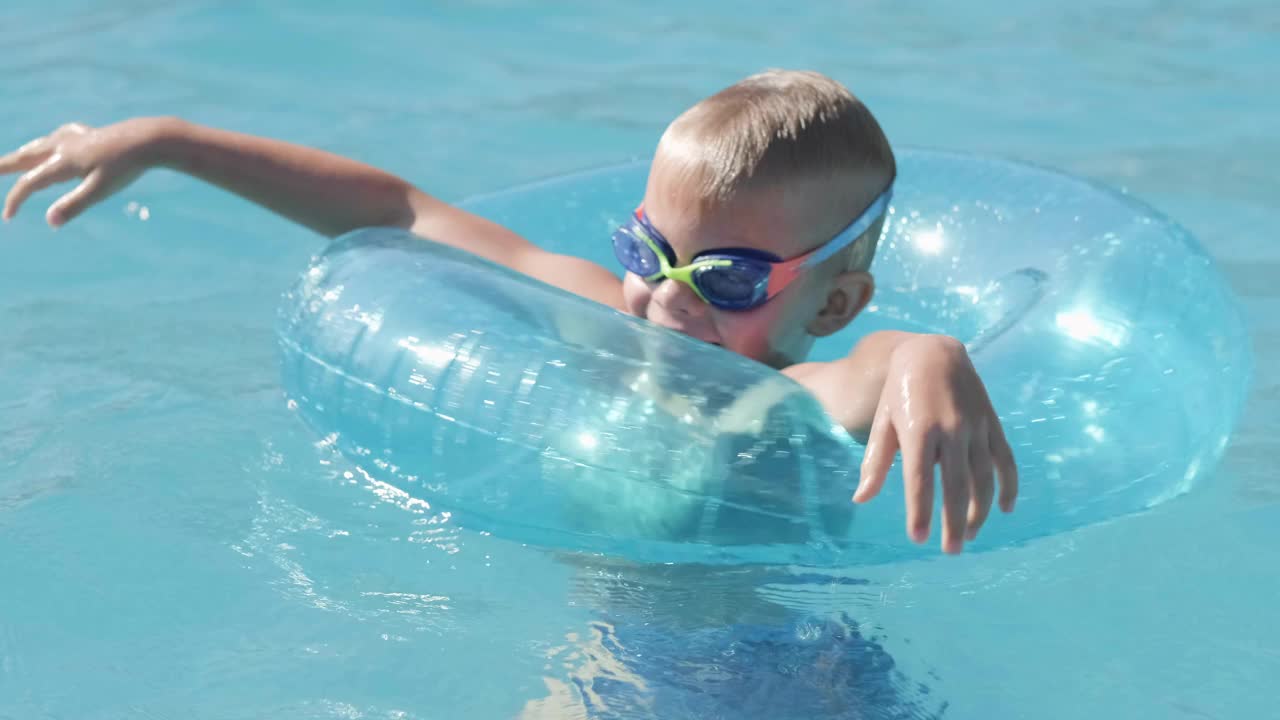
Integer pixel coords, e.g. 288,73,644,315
632,224,734,303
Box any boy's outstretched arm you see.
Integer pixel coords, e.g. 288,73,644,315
0,118,622,306
783,331,1018,554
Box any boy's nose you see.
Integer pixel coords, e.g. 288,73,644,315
651,277,708,318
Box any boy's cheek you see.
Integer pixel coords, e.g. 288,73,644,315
620,273,650,318
621,274,779,363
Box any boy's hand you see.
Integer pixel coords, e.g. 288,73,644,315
853,334,1018,554
1,119,161,227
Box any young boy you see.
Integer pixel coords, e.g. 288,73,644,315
1,69,1016,554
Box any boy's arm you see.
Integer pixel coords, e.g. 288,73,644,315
783,331,1018,554
0,118,623,307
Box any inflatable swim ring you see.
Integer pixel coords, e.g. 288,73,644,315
277,149,1251,566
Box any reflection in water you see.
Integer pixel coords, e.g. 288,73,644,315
235,439,466,635
521,562,945,720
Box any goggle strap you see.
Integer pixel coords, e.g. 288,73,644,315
800,187,894,268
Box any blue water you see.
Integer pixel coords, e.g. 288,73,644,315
1,1,1276,718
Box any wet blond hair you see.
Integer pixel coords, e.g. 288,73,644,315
656,69,895,269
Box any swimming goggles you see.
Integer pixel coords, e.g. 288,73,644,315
611,186,893,311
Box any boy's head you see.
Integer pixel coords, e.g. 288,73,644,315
618,69,896,368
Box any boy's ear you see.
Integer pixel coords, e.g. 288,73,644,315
807,271,874,337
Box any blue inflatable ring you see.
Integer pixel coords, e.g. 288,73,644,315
277,148,1251,566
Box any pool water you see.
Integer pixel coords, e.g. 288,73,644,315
1,1,1276,718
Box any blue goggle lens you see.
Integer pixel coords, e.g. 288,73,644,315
612,226,663,278
693,261,771,310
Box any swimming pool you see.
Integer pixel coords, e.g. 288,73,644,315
1,1,1275,718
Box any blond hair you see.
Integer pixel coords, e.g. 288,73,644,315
656,70,895,268
659,70,894,194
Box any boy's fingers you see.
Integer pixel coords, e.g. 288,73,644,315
3,155,74,221
901,434,936,544
966,440,995,540
991,430,1019,513
939,441,971,554
0,137,51,175
47,171,105,227
855,409,898,503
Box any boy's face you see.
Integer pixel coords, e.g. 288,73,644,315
620,157,876,368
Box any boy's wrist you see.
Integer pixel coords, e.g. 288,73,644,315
135,116,193,169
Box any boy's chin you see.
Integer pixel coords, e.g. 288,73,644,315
713,339,772,361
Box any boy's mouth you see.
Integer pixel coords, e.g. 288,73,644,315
670,327,722,346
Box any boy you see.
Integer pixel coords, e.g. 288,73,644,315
1,69,1016,554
